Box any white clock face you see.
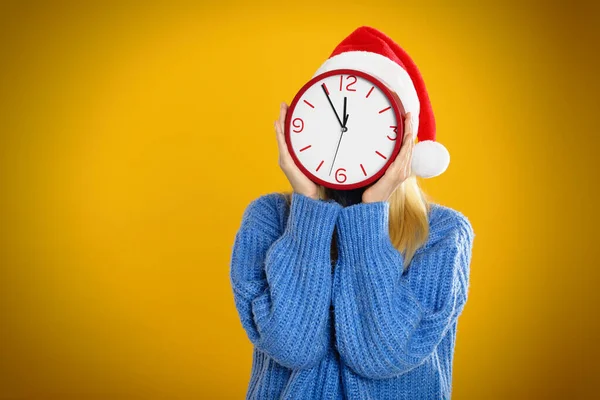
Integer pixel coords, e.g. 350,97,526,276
286,69,403,189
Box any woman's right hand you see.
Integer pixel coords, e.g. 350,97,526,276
274,102,319,200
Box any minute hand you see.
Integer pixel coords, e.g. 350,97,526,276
322,84,345,128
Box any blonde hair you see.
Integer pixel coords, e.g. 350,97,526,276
281,175,432,271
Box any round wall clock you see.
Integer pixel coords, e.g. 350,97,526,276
285,69,406,190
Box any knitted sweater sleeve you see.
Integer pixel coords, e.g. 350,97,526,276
332,201,474,380
230,192,342,370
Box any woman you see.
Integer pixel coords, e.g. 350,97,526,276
229,99,474,399
231,25,475,399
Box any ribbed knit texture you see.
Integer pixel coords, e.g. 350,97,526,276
230,192,475,399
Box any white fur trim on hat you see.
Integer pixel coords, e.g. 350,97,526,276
312,50,421,133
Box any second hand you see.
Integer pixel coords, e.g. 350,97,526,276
330,97,349,176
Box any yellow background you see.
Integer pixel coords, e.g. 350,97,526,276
1,1,598,399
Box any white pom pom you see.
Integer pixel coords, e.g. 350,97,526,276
411,140,450,178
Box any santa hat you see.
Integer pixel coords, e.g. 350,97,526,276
312,26,450,178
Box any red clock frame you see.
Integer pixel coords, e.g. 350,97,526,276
285,68,406,190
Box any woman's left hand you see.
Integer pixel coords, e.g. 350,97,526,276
362,112,415,204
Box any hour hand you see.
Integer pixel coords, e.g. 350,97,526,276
343,96,349,128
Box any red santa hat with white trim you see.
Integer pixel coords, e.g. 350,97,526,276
312,26,450,179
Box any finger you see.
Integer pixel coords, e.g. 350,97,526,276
397,114,415,159
384,133,413,184
278,102,288,126
379,156,402,187
274,119,292,160
403,112,414,144
384,155,408,187
405,118,415,150
274,120,284,148
404,113,416,164
397,134,412,164
274,120,284,151
385,113,411,169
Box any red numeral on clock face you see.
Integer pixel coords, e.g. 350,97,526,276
339,75,357,92
292,118,304,133
335,168,347,183
388,126,397,140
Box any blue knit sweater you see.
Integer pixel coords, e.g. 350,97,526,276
230,192,475,399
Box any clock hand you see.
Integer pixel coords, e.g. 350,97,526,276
329,129,345,176
322,84,345,129
343,96,348,127
330,97,350,176
343,97,350,131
